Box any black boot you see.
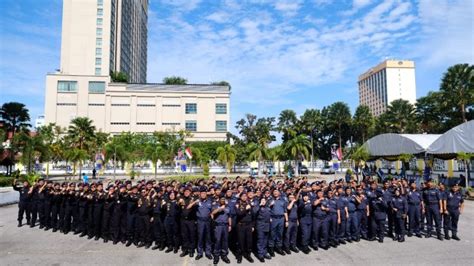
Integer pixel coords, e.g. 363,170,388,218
18,221,22,227
268,247,275,257
180,250,189,257
244,253,254,263
165,247,173,253
221,255,230,264
452,234,460,241
213,256,219,265
444,231,450,240
290,246,299,253
437,233,443,241
126,240,133,247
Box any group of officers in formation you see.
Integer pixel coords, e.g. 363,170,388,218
13,175,464,265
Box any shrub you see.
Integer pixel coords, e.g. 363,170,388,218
0,175,15,187
203,163,210,177
166,175,209,183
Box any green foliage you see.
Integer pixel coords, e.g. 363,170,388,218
379,99,417,134
202,163,210,177
326,102,352,149
187,141,226,161
351,146,370,164
129,169,140,180
353,105,374,144
110,71,128,82
0,175,15,187
235,114,276,145
0,102,31,134
440,63,474,123
211,81,231,90
166,175,209,183
216,144,237,173
277,109,298,142
163,76,188,85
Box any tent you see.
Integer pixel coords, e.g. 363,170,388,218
427,120,474,158
364,133,441,159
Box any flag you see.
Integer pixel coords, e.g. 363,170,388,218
185,147,193,159
336,148,343,161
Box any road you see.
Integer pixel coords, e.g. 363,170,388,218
0,201,473,266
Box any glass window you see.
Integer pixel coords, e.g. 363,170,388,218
95,58,101,65
216,103,227,114
216,120,227,132
97,18,103,26
96,38,102,46
89,81,105,93
96,48,102,56
97,8,103,16
96,28,102,36
57,81,77,92
95,68,101,76
185,103,197,114
185,120,197,132
97,0,103,6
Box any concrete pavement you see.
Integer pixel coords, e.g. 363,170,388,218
0,201,473,265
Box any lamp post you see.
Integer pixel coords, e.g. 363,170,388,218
113,146,117,181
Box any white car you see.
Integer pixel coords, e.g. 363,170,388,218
320,166,335,175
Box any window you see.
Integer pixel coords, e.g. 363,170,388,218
162,122,180,126
111,122,130,125
111,103,130,106
137,104,155,107
57,103,76,106
96,38,102,46
97,18,103,26
216,121,227,132
137,122,155,125
185,120,197,132
88,81,105,93
216,103,227,114
95,68,101,75
97,8,103,16
95,58,102,65
162,104,181,107
97,0,103,6
96,48,102,56
185,103,197,114
96,28,102,37
88,103,105,106
57,81,77,92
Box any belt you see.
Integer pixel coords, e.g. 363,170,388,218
289,219,298,222
271,215,284,218
216,222,229,226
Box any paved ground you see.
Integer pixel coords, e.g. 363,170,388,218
1,202,473,266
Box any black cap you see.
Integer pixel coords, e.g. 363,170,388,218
200,186,208,192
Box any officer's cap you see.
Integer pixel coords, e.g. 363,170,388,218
200,186,208,192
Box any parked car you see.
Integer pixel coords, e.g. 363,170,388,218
321,165,335,175
299,165,309,175
250,167,259,177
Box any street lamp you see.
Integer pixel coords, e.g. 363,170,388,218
113,146,117,181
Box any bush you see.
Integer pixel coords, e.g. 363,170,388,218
0,175,14,187
203,163,210,177
166,175,209,183
129,170,141,180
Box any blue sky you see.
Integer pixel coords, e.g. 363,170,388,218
0,0,473,134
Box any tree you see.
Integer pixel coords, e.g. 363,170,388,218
247,141,269,177
351,146,370,179
15,132,48,174
110,71,128,82
326,102,352,151
235,114,275,145
277,109,298,142
283,132,310,177
268,145,284,176
382,99,417,133
216,144,237,174
145,144,165,178
440,64,474,123
67,117,96,179
353,105,374,144
415,91,446,133
163,76,187,85
0,102,30,175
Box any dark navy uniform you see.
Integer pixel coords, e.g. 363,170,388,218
445,190,463,239
327,196,339,245
125,192,138,244
406,189,423,236
284,199,299,251
164,198,180,251
370,194,388,242
346,194,359,241
298,197,313,251
180,196,197,254
254,201,271,259
269,197,287,251
196,198,213,257
336,194,348,242
13,183,31,226
151,195,166,249
312,197,329,248
235,200,254,261
391,194,408,241
383,188,394,237
423,187,442,237
212,204,231,258
355,193,369,239
136,195,153,247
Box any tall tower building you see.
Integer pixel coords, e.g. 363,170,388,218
60,0,148,83
358,60,416,116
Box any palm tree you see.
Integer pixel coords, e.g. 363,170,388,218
353,105,374,144
67,117,96,179
351,146,370,180
283,132,310,177
384,99,417,133
327,102,351,150
144,144,165,178
217,144,237,174
247,141,269,177
440,64,474,123
268,145,284,176
277,109,298,142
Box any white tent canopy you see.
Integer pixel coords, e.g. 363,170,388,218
427,120,474,156
364,133,442,157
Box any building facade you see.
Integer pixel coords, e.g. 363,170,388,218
44,76,230,141
60,0,147,83
358,60,416,116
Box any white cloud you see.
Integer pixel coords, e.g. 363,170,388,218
206,11,230,23
158,0,202,11
274,0,304,16
341,0,375,16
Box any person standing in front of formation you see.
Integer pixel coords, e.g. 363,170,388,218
445,183,464,241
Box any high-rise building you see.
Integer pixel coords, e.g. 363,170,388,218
44,0,230,141
60,0,148,83
358,60,416,116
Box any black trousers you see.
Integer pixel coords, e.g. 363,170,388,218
44,201,52,228
136,215,151,243
101,208,111,239
110,208,121,241
51,203,59,229
237,222,253,255
17,202,30,224
181,219,196,251
153,214,165,244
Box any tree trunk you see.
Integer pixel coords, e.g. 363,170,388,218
461,103,466,122
295,160,299,177
154,162,157,179
78,161,82,180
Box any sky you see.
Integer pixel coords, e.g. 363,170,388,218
0,0,473,135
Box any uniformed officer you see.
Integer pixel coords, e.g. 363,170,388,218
335,186,349,244
13,179,31,227
345,187,359,242
179,187,197,258
438,183,449,239
43,181,54,230
312,189,329,250
194,187,213,260
77,183,90,236
382,181,395,238
151,189,166,250
235,192,254,263
284,193,299,253
50,183,61,232
125,185,139,246
211,196,232,265
254,196,272,262
422,179,443,240
391,188,408,242
63,183,76,234
355,186,369,240
268,189,288,256
298,192,313,254
164,191,180,253
136,189,153,248
406,182,423,237
91,183,104,240
366,181,378,240
110,185,126,244
102,185,116,243
326,190,340,247
445,183,464,240
370,190,388,242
